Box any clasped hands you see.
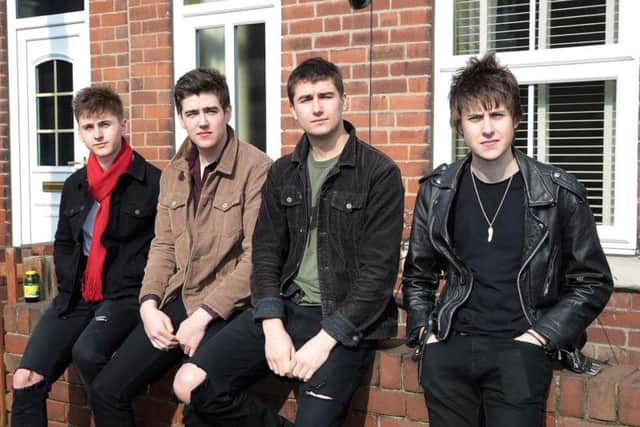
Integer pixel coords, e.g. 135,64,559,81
262,318,337,382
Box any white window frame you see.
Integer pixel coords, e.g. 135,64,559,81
434,0,640,255
173,0,281,159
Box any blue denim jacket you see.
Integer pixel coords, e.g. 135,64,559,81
251,121,404,347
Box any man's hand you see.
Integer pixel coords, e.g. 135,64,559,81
175,308,214,357
291,329,337,382
140,299,179,351
262,318,295,377
514,329,547,347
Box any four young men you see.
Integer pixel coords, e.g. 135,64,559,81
11,53,612,427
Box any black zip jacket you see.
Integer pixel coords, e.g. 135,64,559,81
251,121,404,347
402,148,613,352
52,151,160,314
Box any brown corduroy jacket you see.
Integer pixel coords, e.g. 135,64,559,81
140,127,272,318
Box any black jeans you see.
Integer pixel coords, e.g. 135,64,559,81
420,334,553,427
11,298,140,427
183,300,375,427
89,295,230,427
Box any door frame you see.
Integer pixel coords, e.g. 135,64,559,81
7,4,90,245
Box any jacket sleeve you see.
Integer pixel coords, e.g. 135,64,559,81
251,163,289,320
532,186,613,350
401,180,443,347
200,157,273,319
140,169,177,302
320,162,404,347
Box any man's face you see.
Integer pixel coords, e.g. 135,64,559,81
460,103,518,163
289,79,345,138
77,111,126,168
178,92,231,152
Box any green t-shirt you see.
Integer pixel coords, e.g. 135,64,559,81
293,152,340,305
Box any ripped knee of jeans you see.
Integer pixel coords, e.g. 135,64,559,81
304,390,334,401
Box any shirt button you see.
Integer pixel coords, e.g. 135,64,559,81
352,336,358,341
346,202,352,210
435,178,441,184
553,172,560,178
171,201,177,208
134,209,141,216
286,196,293,203
222,202,228,209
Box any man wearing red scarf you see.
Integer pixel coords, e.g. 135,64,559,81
11,86,161,426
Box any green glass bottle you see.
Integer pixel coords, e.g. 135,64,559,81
24,270,40,303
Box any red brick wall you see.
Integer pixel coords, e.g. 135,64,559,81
281,0,432,212
0,0,11,246
90,0,174,170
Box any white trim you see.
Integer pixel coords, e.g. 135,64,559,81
173,1,282,159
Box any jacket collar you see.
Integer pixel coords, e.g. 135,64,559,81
171,125,238,176
437,147,555,206
127,151,148,182
290,120,358,168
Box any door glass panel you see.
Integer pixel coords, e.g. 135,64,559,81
197,27,225,73
38,134,55,166
58,133,75,166
17,0,83,18
235,23,266,151
56,61,74,91
35,59,75,166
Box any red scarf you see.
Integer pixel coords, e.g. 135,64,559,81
82,137,133,301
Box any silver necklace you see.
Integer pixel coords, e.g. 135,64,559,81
470,168,513,242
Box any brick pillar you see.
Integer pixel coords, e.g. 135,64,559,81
0,0,11,246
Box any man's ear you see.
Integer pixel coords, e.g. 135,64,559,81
290,104,298,121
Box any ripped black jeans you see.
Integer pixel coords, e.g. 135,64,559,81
183,300,375,427
11,298,139,426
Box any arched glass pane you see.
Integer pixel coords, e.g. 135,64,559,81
35,59,74,166
17,0,83,19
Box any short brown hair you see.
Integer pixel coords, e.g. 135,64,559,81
287,57,344,104
174,68,230,115
449,52,522,134
72,86,124,121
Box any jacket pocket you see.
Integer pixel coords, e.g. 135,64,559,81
281,185,303,232
328,190,366,235
213,195,243,236
164,193,188,236
119,203,155,238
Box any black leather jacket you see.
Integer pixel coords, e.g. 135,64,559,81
52,151,160,314
251,121,404,347
402,148,613,352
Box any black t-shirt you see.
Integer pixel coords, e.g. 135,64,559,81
449,165,529,337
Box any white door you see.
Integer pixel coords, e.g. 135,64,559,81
9,19,90,244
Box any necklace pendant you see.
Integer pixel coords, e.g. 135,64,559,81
487,226,494,242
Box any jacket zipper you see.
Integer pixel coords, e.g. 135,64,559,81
516,229,549,326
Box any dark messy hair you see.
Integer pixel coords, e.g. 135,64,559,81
287,57,344,104
73,86,124,121
174,68,230,114
449,52,522,134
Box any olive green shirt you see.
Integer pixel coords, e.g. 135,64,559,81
293,152,340,305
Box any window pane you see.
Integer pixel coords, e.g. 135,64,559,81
490,0,530,52
17,0,83,18
57,96,74,130
58,133,75,166
37,61,54,93
455,0,618,54
38,97,55,129
455,0,480,54
38,133,55,166
56,61,74,92
197,27,225,72
546,0,618,48
541,81,615,224
235,23,266,152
